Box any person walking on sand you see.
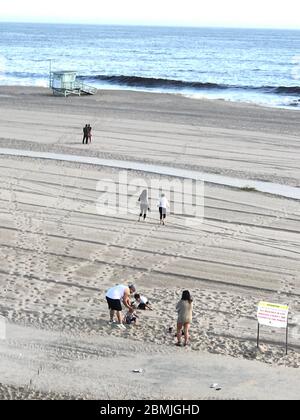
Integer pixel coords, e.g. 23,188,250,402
138,189,150,222
82,124,89,144
87,124,92,144
105,284,136,329
158,193,170,225
176,290,193,347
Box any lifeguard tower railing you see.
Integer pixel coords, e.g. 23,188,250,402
50,71,97,96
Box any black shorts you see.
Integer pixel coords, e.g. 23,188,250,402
138,302,148,310
106,297,122,311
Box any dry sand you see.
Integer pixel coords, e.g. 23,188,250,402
0,87,299,400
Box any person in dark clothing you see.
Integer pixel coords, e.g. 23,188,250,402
87,124,92,143
82,124,89,144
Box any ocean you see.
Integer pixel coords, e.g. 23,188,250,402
0,22,299,109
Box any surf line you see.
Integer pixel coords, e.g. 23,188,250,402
0,147,299,200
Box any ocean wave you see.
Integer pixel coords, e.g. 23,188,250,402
79,74,300,97
273,86,300,95
78,74,226,90
1,70,300,99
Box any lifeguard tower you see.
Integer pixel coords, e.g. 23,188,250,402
50,71,97,97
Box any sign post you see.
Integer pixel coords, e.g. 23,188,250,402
257,301,289,354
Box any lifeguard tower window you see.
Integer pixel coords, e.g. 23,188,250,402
50,71,97,97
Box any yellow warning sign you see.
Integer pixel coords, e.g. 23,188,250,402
257,301,289,329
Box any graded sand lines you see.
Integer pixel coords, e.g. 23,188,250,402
0,87,299,399
0,157,299,363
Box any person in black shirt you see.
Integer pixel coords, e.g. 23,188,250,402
82,124,88,144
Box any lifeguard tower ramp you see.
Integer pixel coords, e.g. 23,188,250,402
50,71,97,96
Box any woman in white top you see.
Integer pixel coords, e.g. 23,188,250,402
138,189,150,222
158,193,170,225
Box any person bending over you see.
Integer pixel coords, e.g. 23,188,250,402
105,283,136,329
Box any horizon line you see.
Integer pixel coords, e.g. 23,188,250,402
0,19,300,31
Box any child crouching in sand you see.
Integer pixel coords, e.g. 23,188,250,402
123,307,139,325
134,293,153,310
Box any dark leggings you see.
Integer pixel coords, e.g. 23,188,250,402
159,207,166,220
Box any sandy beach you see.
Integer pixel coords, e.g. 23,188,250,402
0,87,299,400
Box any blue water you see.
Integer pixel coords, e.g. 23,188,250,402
0,23,300,109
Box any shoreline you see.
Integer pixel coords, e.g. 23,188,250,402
1,84,300,112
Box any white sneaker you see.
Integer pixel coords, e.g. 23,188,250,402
117,323,126,330
108,320,116,324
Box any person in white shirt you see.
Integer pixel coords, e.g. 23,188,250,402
134,293,153,310
158,193,170,225
105,284,136,329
